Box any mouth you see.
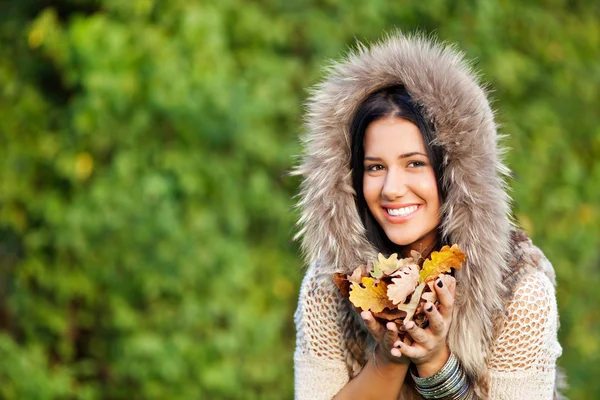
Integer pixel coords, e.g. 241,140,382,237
383,205,421,222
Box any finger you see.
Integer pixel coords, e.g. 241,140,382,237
443,275,457,297
361,311,385,341
434,278,455,318
423,302,445,335
391,347,402,358
404,320,429,344
384,322,400,348
392,335,414,349
392,340,424,359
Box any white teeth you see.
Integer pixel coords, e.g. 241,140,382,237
387,206,418,216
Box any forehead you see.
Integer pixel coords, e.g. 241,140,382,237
363,117,425,154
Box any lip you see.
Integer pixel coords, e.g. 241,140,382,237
382,204,421,223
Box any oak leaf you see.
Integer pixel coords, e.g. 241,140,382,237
373,308,407,321
387,264,420,305
349,277,395,313
333,273,350,297
371,253,417,279
371,253,397,278
396,281,426,321
410,250,423,264
419,244,466,283
349,265,365,284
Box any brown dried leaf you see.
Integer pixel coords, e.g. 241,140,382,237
373,308,407,321
333,273,350,297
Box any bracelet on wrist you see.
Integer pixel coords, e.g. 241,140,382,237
410,352,473,399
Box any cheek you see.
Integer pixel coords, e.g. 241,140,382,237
418,176,440,210
362,176,381,204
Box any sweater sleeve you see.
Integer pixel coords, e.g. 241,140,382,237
294,263,350,400
487,269,563,399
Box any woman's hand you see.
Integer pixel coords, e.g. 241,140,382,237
361,310,411,365
392,277,456,377
334,312,411,400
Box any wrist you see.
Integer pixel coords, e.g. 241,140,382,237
414,344,450,378
374,345,411,369
411,352,472,399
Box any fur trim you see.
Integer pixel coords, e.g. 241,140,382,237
293,32,556,396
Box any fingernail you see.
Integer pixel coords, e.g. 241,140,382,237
394,341,402,348
437,279,443,288
405,321,415,330
360,311,369,320
426,303,433,312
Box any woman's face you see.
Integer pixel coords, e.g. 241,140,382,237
363,116,440,253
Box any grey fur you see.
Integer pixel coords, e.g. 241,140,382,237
293,32,560,397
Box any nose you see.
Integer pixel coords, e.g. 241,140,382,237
381,168,408,201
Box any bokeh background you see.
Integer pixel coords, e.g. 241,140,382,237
0,1,598,399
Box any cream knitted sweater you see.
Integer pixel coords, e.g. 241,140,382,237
294,266,562,399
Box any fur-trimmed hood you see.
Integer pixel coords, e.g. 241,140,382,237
293,32,517,395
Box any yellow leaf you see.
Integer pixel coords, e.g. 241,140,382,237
371,253,417,278
349,277,395,313
371,253,397,278
419,244,466,283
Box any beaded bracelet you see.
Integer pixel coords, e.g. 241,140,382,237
410,353,473,399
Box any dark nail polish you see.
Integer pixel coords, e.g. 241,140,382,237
437,279,443,288
426,304,433,312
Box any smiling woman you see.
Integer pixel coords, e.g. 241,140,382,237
292,33,563,400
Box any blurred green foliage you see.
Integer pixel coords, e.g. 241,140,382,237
0,0,598,399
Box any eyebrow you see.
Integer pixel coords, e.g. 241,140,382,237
364,152,428,161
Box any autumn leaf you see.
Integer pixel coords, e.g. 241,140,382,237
333,265,368,298
371,253,416,278
349,265,365,284
371,253,396,278
421,281,438,304
410,249,423,264
396,281,426,321
339,244,465,327
373,308,407,321
387,264,420,305
397,256,418,269
419,244,466,283
349,277,395,313
333,273,350,297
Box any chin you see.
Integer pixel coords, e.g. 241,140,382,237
385,231,420,247
383,226,438,251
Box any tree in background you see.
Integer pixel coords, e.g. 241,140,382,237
0,1,598,399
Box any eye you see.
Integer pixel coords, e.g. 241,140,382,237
407,161,427,168
365,164,385,172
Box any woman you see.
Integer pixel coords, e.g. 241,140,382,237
293,33,563,399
